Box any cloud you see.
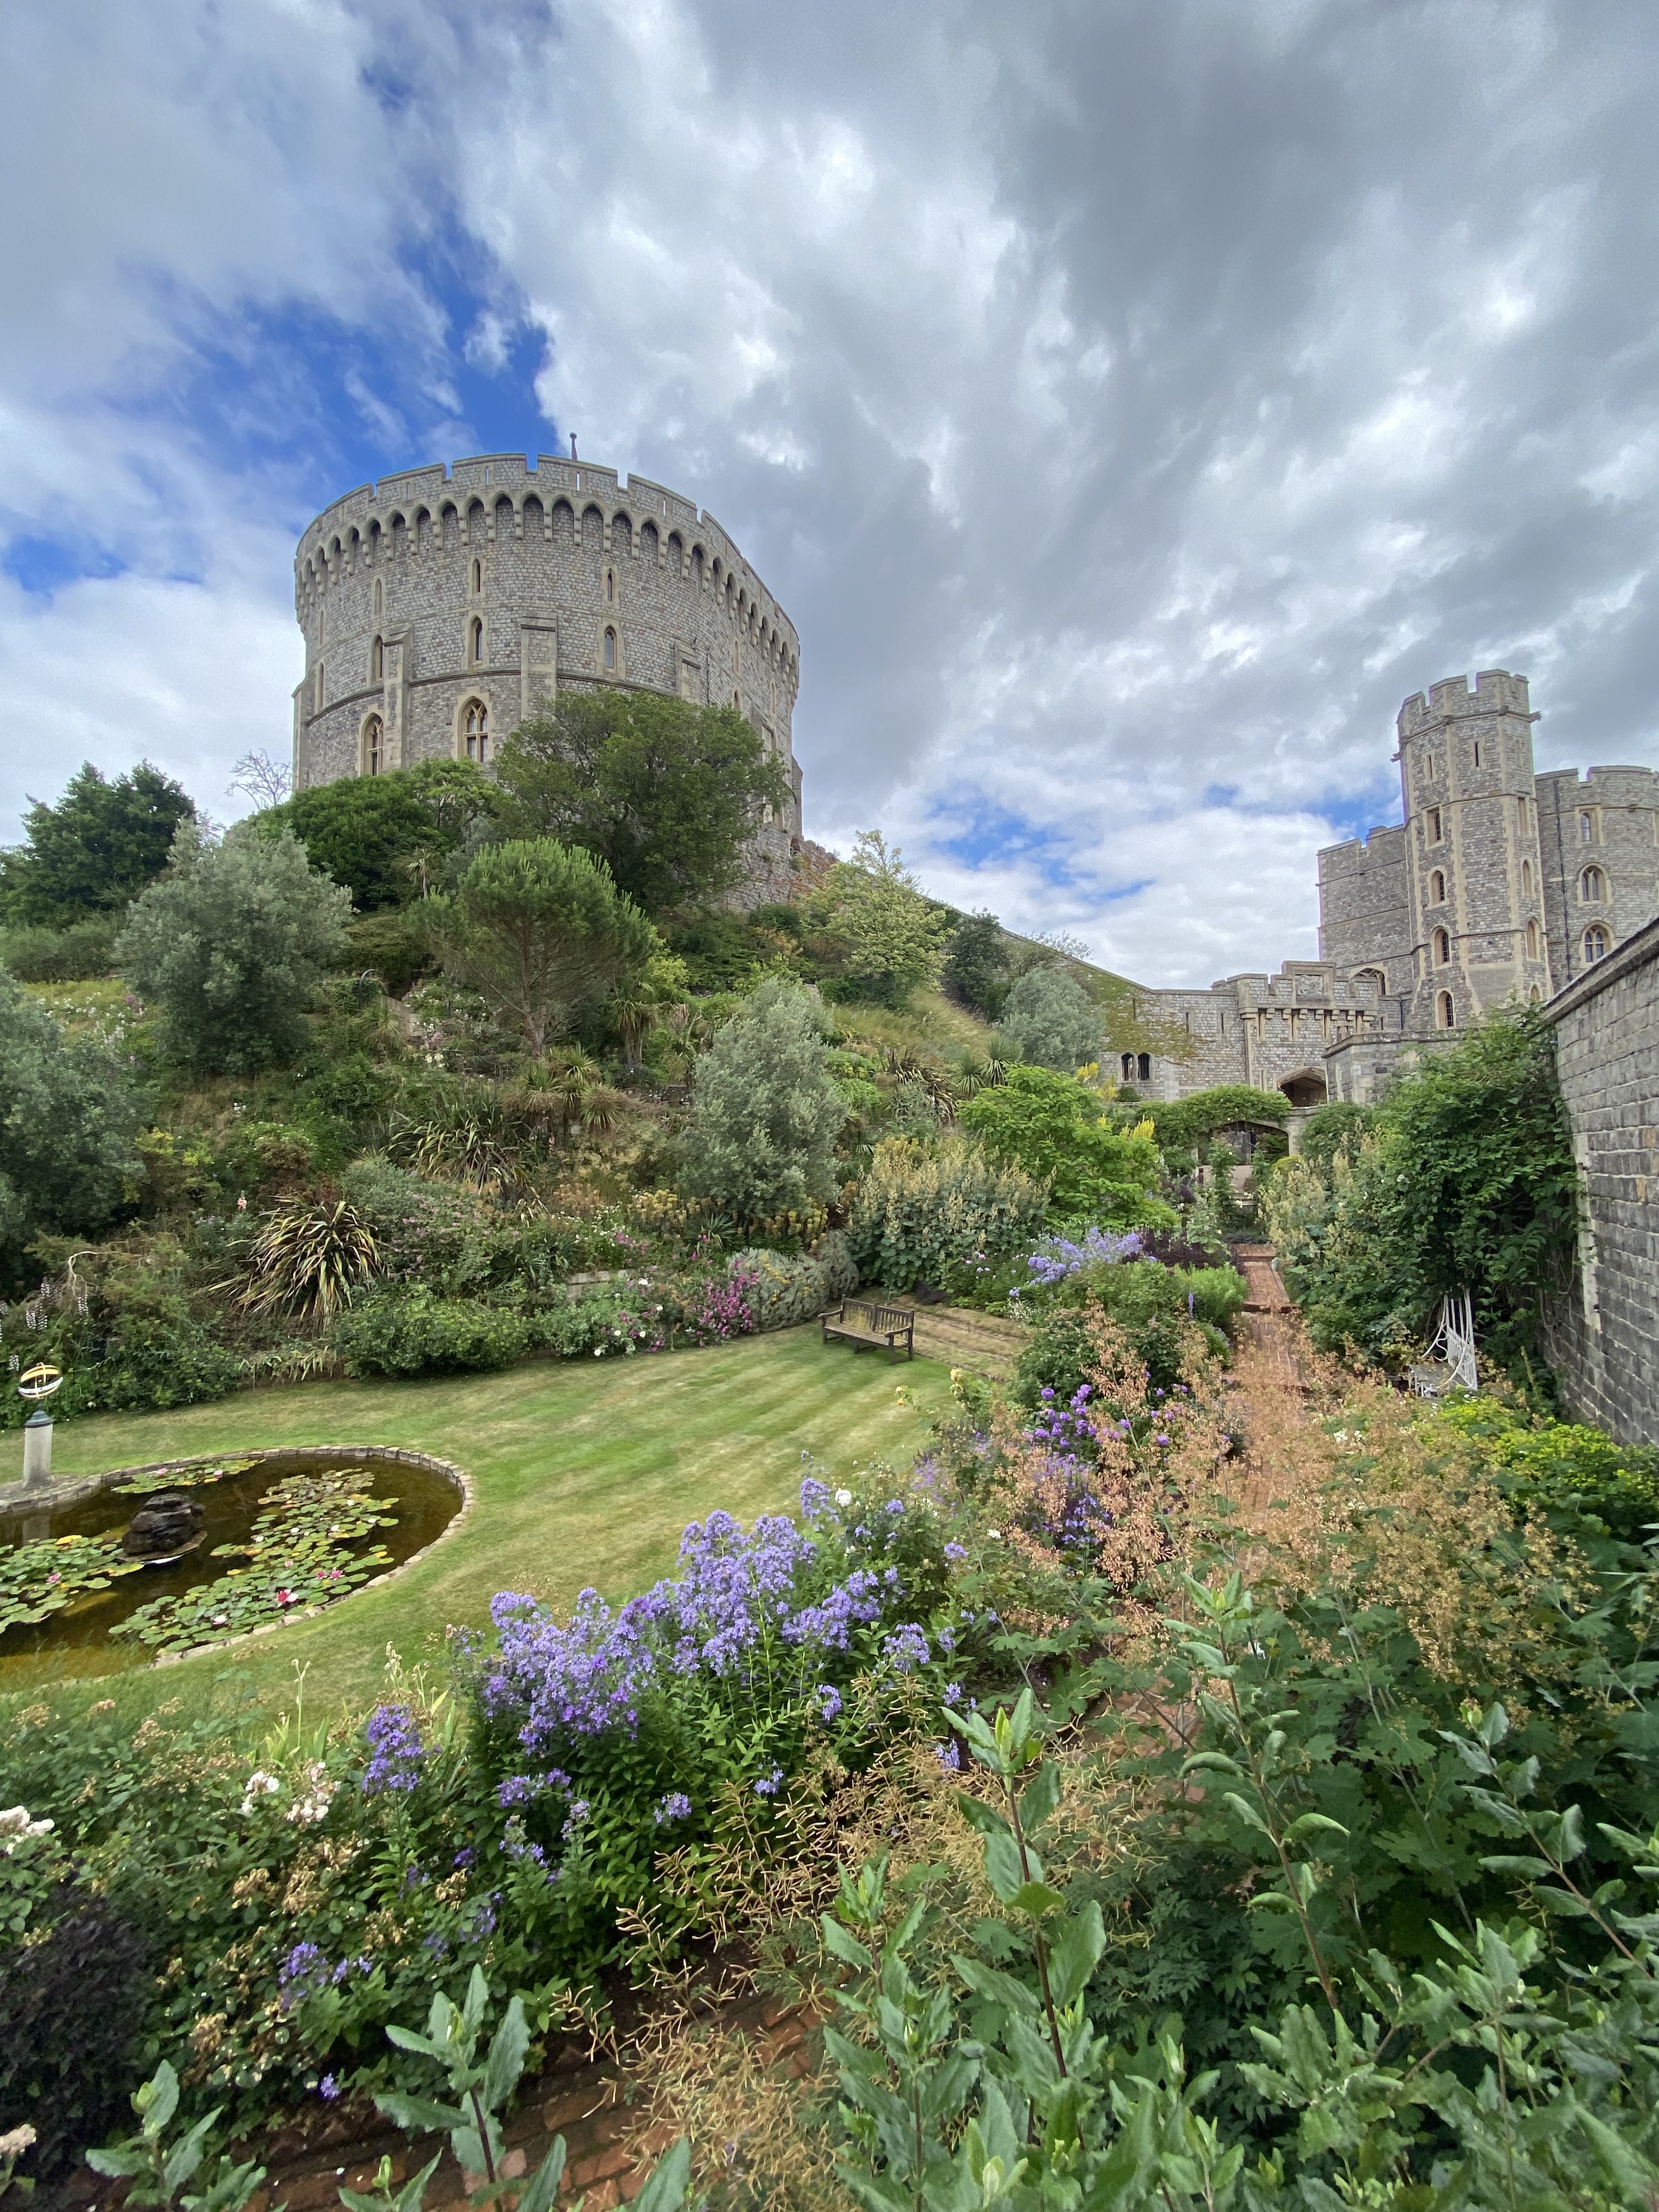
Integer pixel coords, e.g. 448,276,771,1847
3,0,1659,988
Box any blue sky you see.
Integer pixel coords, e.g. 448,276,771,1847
4,0,1658,986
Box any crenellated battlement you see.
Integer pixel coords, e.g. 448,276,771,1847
294,452,796,671
1397,668,1532,735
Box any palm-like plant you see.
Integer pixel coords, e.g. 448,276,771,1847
240,1200,380,1322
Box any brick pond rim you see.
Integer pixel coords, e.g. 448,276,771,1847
0,1446,475,1674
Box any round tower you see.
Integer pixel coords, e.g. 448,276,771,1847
1393,669,1552,1034
291,452,804,902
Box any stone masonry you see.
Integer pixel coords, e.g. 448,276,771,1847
1537,915,1659,1445
292,453,806,905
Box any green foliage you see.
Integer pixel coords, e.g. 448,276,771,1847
84,2061,264,2212
493,690,788,915
1438,1395,1659,1542
0,968,141,1286
942,909,1013,1021
0,916,120,982
729,1234,859,1328
0,1532,143,1633
1296,1098,1377,1175
1266,1009,1578,1370
0,761,195,926
331,1286,531,1376
425,838,657,1055
960,1066,1173,1228
847,1137,1049,1291
267,761,499,912
808,833,953,1008
1010,1263,1237,1402
239,1199,381,1323
117,821,353,1075
678,978,847,1223
1143,1084,1292,1154
997,964,1103,1071
342,910,431,995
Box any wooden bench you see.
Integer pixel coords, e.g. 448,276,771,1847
820,1298,915,1362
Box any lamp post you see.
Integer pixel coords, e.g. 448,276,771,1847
18,1363,62,1491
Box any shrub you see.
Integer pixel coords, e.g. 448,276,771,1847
729,1233,858,1328
805,832,952,1007
678,979,846,1223
331,1286,529,1376
6,1279,242,1429
847,1136,1048,1290
0,1883,151,2180
239,1199,381,1322
960,1065,1173,1227
340,1159,492,1285
117,821,352,1074
942,909,1012,1020
1438,1396,1659,1542
0,967,141,1286
997,963,1103,1070
340,908,430,994
0,759,194,926
425,837,658,1054
1011,1261,1235,1404
266,760,498,912
0,915,120,981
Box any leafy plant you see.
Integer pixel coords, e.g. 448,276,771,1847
84,2061,264,2212
960,1067,1173,1229
368,1965,691,2212
240,1199,381,1322
331,1286,530,1377
678,979,847,1224
847,1136,1048,1291
0,1532,143,1633
997,964,1103,1072
0,760,194,927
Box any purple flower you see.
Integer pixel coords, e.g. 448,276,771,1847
453,1847,477,1870
815,1683,843,1722
882,1623,930,1674
753,1765,785,1798
945,1542,968,1564
563,1798,591,1839
279,1942,332,2008
944,1681,963,1706
319,2074,341,2102
361,1704,424,1796
654,1791,692,1825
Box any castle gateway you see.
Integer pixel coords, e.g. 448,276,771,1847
291,452,805,901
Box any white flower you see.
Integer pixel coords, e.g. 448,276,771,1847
835,1488,854,1507
986,1529,1003,1542
0,2124,37,2159
240,1770,283,1816
0,1807,53,1853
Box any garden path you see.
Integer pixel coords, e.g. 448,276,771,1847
1223,1241,1318,1521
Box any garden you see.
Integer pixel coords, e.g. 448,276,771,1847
4,724,1659,2209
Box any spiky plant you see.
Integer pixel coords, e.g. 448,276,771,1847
387,1081,529,1193
240,1200,380,1323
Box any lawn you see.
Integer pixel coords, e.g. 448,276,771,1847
5,1329,953,1733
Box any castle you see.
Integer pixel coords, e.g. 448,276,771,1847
291,452,806,899
1126,670,1659,1114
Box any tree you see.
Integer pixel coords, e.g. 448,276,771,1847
117,821,352,1074
493,691,789,914
227,751,292,809
999,964,1103,1070
265,760,499,911
0,761,195,926
810,831,953,1007
959,1065,1172,1226
943,910,1013,1019
0,968,141,1285
425,838,657,1054
678,979,847,1222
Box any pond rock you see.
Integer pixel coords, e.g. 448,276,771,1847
122,1491,207,1562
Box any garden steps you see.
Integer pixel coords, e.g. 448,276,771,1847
907,1305,1026,1378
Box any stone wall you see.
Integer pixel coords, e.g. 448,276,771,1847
291,453,806,905
1536,763,1659,993
1538,914,1659,1444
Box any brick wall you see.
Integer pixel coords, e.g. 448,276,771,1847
1538,914,1659,1443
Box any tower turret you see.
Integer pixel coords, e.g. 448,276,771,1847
1394,670,1552,1034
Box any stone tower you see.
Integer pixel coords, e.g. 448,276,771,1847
1393,670,1554,1032
291,452,805,902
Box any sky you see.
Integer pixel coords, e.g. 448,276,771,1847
4,0,1658,988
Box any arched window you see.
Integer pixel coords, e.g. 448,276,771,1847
1357,966,1386,998
373,577,383,618
1120,1053,1134,1081
1137,1052,1151,1082
469,616,484,665
1583,924,1610,964
1579,865,1604,902
371,635,384,681
1426,806,1443,843
1528,985,1541,1004
603,627,617,671
461,699,489,764
1526,917,1540,959
361,716,383,777
1429,868,1446,904
1432,927,1451,966
1437,990,1455,1029
1521,857,1533,895
471,557,483,595
1581,810,1594,844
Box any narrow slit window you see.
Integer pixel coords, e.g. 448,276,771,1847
470,616,484,664
1427,806,1443,843
1437,990,1455,1029
1432,927,1451,966
603,627,617,670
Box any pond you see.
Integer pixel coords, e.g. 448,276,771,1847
0,1448,464,1690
